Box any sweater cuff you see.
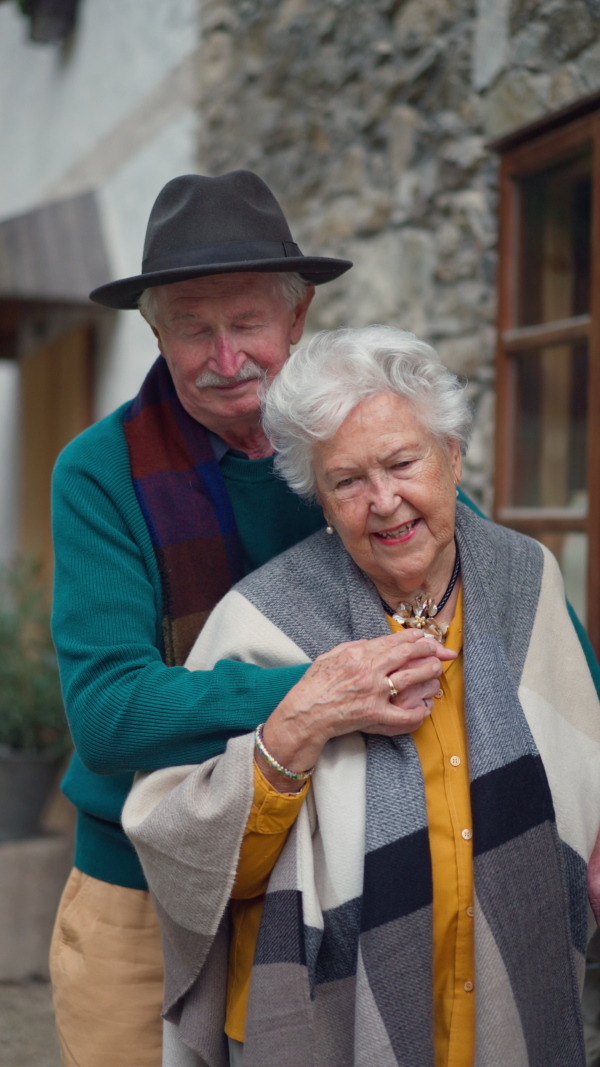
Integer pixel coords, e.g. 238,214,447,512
246,761,309,834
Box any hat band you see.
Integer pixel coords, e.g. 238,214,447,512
142,239,303,274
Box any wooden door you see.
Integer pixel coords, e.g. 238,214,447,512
19,325,92,581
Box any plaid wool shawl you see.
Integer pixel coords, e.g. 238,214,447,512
124,505,600,1067
123,355,243,666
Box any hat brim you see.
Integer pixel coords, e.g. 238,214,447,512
89,256,353,310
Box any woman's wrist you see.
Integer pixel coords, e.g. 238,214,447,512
260,714,324,788
253,750,306,793
255,722,314,777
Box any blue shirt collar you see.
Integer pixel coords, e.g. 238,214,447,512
207,430,249,461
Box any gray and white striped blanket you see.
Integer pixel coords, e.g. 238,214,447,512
123,504,600,1067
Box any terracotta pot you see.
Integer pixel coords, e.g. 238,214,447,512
0,748,62,842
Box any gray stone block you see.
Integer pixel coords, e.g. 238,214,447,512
0,834,72,982
472,0,510,91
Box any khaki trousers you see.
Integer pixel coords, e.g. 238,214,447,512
50,868,164,1067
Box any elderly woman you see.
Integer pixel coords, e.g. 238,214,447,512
124,326,600,1067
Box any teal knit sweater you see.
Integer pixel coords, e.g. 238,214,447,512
52,404,600,889
52,405,323,887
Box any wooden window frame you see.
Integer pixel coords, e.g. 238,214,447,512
493,96,600,656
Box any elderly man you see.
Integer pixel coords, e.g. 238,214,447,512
49,171,355,1067
50,171,600,1067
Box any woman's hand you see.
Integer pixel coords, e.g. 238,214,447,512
257,630,456,792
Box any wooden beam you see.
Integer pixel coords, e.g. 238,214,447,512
502,314,590,352
488,89,600,155
19,325,92,584
497,507,587,532
586,117,600,654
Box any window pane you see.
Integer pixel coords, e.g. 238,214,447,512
511,341,588,509
519,151,591,326
536,531,587,626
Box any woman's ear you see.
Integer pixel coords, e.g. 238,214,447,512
448,439,462,487
315,493,334,534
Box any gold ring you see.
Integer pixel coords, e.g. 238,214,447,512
387,677,398,698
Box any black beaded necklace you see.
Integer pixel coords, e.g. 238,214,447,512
380,539,461,643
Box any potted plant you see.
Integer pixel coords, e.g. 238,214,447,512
0,558,70,842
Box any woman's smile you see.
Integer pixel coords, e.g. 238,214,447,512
372,517,421,543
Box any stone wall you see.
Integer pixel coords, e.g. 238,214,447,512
195,0,600,511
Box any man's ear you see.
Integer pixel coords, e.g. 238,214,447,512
290,286,315,345
139,309,161,342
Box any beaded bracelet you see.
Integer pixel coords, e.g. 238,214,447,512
254,723,315,782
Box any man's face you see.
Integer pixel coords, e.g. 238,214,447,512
148,273,313,432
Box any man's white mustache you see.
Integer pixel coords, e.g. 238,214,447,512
195,360,266,388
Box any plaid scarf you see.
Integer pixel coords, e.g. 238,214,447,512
125,506,600,1066
123,355,243,666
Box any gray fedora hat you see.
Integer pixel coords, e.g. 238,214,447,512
90,170,352,309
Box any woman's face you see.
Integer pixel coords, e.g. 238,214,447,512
314,393,462,602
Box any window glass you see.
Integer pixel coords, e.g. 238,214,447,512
511,340,588,510
519,151,592,326
536,530,587,626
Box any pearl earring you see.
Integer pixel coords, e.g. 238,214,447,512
326,524,334,535
455,487,459,498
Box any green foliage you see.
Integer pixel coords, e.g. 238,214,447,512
0,558,70,755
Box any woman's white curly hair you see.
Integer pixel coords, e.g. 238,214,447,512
262,325,473,500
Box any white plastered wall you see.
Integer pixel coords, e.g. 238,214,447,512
0,362,19,563
0,0,201,558
0,0,200,218
95,108,199,419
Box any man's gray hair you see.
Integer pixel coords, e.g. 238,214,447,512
262,325,473,500
137,287,159,326
138,272,310,326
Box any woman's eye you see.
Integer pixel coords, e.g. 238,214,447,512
336,477,355,488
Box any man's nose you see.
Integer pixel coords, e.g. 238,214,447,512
209,334,247,378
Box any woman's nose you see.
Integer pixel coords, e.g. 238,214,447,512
369,474,401,514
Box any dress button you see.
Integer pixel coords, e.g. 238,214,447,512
461,828,472,841
450,755,461,766
466,905,474,918
463,980,474,992
435,688,443,699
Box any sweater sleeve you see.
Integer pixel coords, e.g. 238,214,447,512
51,416,307,775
